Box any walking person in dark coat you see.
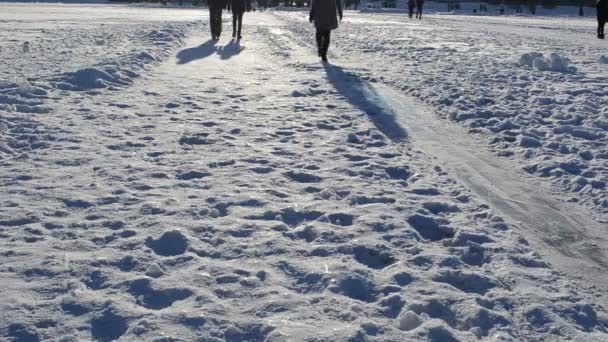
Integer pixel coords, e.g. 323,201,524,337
408,0,416,19
416,0,424,19
209,0,227,40
309,0,343,63
230,0,249,39
598,0,607,39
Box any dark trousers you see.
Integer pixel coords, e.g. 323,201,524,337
599,19,606,38
408,5,415,19
416,2,424,19
210,8,222,39
233,12,244,38
315,29,331,56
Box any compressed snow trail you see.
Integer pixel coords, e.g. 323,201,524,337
375,87,608,284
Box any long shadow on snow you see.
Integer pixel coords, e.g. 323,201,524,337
218,39,245,60
176,39,245,64
176,40,218,64
323,64,408,141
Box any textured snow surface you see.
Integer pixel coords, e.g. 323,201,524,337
276,11,608,222
1,4,608,342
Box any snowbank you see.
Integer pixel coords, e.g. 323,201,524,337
51,25,190,91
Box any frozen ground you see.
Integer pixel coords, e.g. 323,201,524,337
1,4,608,342
277,11,608,223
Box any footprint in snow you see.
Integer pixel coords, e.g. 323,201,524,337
284,171,322,183
175,170,210,180
146,230,189,256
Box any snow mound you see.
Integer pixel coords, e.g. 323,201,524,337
58,67,130,90
0,80,51,114
50,23,194,91
519,52,575,73
599,55,608,64
398,311,423,331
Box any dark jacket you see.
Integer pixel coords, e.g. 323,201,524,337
598,0,608,21
229,0,249,13
310,0,343,31
209,0,227,10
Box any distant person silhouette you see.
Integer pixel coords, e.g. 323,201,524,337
209,0,227,40
408,0,416,19
229,0,250,39
416,0,424,19
309,0,343,63
598,0,607,39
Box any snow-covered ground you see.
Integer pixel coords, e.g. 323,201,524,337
276,10,608,223
1,4,607,342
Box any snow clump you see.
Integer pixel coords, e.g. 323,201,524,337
519,52,575,73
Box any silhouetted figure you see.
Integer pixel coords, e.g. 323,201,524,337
230,0,249,39
416,0,424,19
598,0,607,39
309,0,343,63
408,0,416,19
209,0,227,40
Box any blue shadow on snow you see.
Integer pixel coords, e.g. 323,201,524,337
176,39,245,64
176,40,218,64
218,39,245,60
323,64,408,142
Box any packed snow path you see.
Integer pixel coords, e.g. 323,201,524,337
378,86,608,288
1,5,608,341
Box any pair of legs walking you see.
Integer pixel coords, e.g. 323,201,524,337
210,9,245,40
599,20,606,39
416,1,424,19
316,29,331,62
233,12,243,39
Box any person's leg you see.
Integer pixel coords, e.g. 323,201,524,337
232,13,237,37
213,9,221,39
321,30,330,61
237,12,243,38
217,10,223,38
315,29,323,56
210,9,216,39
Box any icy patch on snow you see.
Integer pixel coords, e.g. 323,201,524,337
519,52,575,73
